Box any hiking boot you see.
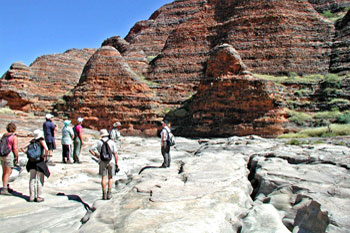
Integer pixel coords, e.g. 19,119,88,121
107,191,112,200
35,197,44,202
102,191,107,200
0,188,11,196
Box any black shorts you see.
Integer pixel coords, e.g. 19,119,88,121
46,142,56,150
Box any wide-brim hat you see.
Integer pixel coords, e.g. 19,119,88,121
64,120,71,126
113,122,121,127
45,113,53,119
33,129,44,140
100,129,109,137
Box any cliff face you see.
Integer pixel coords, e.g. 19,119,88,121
1,0,350,137
167,44,287,137
308,0,350,13
330,10,350,74
58,46,161,136
0,48,95,113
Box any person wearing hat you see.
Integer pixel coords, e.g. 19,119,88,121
160,120,172,168
89,129,119,200
61,120,74,164
109,122,122,151
21,129,50,202
42,114,57,165
73,117,84,164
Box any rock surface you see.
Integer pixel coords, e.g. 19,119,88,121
167,44,288,137
57,46,161,136
0,49,95,114
330,10,350,74
0,113,349,233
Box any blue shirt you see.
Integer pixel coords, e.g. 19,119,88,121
43,120,56,143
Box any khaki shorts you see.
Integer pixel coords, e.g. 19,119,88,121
1,153,15,168
99,161,115,177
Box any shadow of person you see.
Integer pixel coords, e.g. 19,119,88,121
9,189,31,202
56,192,95,212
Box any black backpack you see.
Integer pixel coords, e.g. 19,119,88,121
73,125,78,140
100,139,112,162
0,134,12,157
26,140,42,162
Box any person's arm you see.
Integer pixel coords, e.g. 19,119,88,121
161,130,165,147
40,140,49,157
89,149,99,158
89,142,99,158
12,136,19,165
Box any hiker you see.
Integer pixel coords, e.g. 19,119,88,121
89,129,119,200
43,114,57,165
109,121,121,151
160,121,171,168
21,129,50,202
73,117,84,164
61,120,74,164
0,122,19,195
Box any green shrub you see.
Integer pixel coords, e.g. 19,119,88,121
323,88,342,96
287,110,312,126
337,112,350,124
294,89,312,97
288,72,298,78
322,10,334,18
0,107,14,115
313,111,341,120
324,74,341,88
328,98,349,105
288,138,301,145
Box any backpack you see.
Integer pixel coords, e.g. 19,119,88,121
0,134,12,157
164,128,175,146
73,125,78,140
100,139,113,162
26,140,42,162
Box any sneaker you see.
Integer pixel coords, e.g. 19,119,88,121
0,188,11,196
35,197,44,202
29,197,35,202
107,191,112,200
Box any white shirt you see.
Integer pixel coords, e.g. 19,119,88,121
90,137,118,164
161,126,171,141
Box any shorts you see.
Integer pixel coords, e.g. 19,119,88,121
99,161,115,177
0,153,15,168
46,142,56,151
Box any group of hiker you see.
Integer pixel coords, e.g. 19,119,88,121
0,116,173,202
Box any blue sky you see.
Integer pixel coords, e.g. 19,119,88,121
0,0,172,76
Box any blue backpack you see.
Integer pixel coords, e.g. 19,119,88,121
27,140,42,162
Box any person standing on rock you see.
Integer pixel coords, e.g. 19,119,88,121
0,122,19,195
109,121,122,151
160,120,171,168
73,117,84,164
89,129,119,200
61,120,74,164
43,114,57,165
21,129,50,202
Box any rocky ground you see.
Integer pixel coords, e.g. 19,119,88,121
0,111,349,233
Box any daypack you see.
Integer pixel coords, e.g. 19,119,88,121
0,134,12,157
100,139,113,162
73,125,78,140
164,128,175,146
26,140,42,162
